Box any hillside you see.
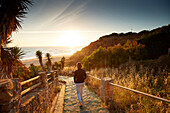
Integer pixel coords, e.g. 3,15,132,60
68,24,170,66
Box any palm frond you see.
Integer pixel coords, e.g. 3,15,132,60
0,0,33,45
46,53,51,58
36,50,42,59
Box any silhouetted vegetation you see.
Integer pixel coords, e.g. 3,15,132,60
46,53,52,73
36,50,45,71
0,47,25,79
0,0,33,79
137,25,170,59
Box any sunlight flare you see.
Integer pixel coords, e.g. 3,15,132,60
59,30,84,47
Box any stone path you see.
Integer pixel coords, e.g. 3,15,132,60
59,76,109,113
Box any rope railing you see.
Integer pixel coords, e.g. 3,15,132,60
87,75,170,103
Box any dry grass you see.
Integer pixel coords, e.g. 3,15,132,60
85,76,101,97
87,65,170,113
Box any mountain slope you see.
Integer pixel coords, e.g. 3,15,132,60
68,24,170,65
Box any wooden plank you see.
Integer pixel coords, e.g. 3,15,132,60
21,82,41,96
109,82,170,103
47,77,51,82
21,76,40,86
47,73,51,76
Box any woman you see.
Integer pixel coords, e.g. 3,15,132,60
74,62,87,107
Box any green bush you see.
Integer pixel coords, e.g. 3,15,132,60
28,63,39,78
82,40,145,69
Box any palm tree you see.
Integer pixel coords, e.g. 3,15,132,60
46,53,52,73
36,50,45,71
0,0,33,46
0,0,33,78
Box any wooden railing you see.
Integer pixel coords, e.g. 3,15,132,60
21,71,58,96
0,70,60,113
87,74,170,104
21,75,41,96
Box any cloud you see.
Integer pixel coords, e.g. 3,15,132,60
49,0,91,26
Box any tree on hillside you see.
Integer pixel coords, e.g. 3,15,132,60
0,0,33,78
107,44,128,67
124,40,145,60
82,41,146,69
46,53,52,73
36,50,45,71
82,46,107,69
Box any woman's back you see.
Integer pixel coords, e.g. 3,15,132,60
74,69,86,83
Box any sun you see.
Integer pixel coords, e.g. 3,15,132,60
59,31,84,47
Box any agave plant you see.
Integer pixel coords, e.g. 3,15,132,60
46,53,52,73
0,46,25,79
36,50,45,71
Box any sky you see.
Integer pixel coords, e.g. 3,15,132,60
9,0,170,47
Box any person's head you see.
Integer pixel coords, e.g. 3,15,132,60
77,62,82,69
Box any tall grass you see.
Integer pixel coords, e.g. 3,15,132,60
87,64,170,113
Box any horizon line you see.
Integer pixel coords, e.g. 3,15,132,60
15,30,100,34
13,45,85,48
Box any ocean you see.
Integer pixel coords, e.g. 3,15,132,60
20,46,83,60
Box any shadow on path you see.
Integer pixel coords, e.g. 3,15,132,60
59,76,109,113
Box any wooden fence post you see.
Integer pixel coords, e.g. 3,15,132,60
39,72,49,110
0,78,21,113
51,71,55,81
51,71,57,91
39,72,47,88
100,77,114,105
54,70,59,86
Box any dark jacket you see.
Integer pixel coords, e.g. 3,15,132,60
74,69,87,83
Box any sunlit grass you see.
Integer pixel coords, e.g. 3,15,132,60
87,64,170,112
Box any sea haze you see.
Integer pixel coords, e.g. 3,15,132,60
20,46,83,60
